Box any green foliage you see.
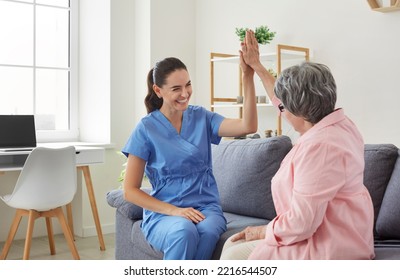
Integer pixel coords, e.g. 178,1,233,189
118,163,127,183
267,68,278,78
116,151,147,189
235,25,276,45
116,151,126,189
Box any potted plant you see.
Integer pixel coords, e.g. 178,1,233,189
235,25,276,45
117,151,148,189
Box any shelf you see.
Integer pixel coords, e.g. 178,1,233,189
372,6,400,12
211,103,273,108
211,50,310,63
367,0,400,12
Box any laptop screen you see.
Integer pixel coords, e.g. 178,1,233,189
0,115,37,148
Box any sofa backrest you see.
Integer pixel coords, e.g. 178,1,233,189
363,144,398,237
212,139,400,234
212,136,292,220
375,150,400,240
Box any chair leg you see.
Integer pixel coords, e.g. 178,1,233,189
0,209,24,260
53,207,80,260
65,203,75,240
23,210,40,260
45,217,56,255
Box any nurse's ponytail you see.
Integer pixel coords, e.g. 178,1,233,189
145,68,163,113
144,57,187,113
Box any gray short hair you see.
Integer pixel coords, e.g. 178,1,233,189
274,61,337,124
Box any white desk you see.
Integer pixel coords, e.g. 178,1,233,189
0,145,106,251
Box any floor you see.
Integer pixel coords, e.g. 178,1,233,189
0,233,115,260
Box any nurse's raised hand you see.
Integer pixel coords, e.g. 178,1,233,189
173,207,205,223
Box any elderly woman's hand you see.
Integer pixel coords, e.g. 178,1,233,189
241,30,261,68
239,30,256,76
230,225,267,242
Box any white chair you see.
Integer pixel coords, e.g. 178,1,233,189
0,146,80,260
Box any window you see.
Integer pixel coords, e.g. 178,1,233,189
0,0,78,142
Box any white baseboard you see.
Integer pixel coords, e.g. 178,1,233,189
79,223,115,238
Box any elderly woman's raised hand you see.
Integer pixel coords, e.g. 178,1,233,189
241,30,261,68
239,30,258,76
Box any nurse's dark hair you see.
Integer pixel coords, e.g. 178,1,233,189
274,61,337,124
145,57,188,113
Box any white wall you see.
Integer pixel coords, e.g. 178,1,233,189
133,0,150,122
79,0,111,143
131,0,196,121
150,0,196,81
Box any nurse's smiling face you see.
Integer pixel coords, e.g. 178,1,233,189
154,69,192,113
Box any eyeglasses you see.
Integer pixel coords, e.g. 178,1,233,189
278,103,285,112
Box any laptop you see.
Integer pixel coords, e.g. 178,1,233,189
0,115,37,152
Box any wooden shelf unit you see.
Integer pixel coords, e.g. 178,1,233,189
210,44,310,136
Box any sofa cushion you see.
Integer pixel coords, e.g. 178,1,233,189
212,212,269,259
375,151,400,239
363,144,398,229
131,221,164,259
212,136,292,220
374,246,400,260
106,189,143,220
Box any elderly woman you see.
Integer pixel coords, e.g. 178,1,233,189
220,31,375,260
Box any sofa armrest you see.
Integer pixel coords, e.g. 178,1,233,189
106,188,150,220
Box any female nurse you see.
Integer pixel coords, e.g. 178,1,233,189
122,49,257,259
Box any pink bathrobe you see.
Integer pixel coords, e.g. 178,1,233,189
249,107,375,260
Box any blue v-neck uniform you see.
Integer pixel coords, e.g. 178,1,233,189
122,105,227,259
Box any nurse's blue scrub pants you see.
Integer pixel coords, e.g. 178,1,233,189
145,209,226,260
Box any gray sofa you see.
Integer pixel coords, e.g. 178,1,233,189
106,136,400,260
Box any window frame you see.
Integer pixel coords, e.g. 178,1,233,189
0,0,79,142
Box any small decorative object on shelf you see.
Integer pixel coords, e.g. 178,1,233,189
234,135,247,140
235,25,276,45
265,130,273,138
367,0,400,12
257,96,267,103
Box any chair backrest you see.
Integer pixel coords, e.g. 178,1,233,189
6,146,77,211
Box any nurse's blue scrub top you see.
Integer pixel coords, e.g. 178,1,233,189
122,105,225,234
